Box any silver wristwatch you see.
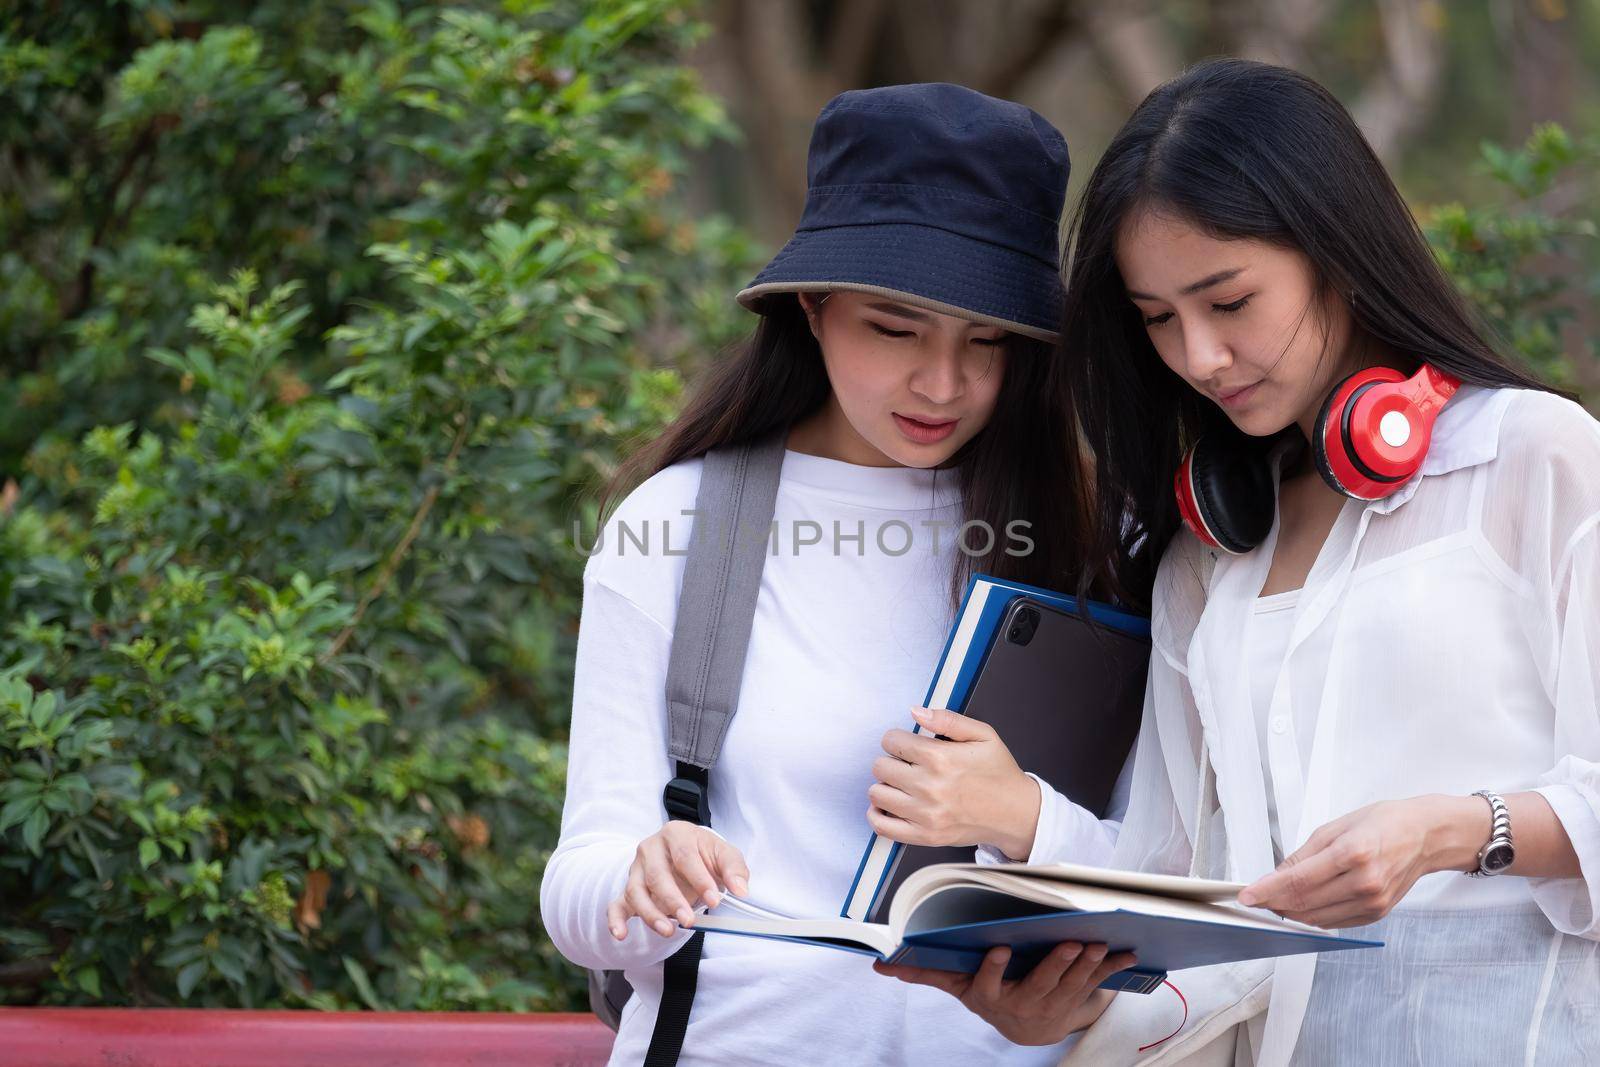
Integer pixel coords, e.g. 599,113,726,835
1468,790,1515,877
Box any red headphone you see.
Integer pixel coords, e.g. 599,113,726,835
1174,364,1461,554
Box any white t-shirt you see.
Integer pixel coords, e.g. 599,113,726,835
539,448,1124,1066
1248,588,1299,858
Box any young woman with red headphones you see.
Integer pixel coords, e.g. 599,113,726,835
887,60,1600,1064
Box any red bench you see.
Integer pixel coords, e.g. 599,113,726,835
0,1009,614,1067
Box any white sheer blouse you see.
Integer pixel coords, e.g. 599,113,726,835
1077,385,1600,1065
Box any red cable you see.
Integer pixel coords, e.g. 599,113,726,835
1137,979,1189,1052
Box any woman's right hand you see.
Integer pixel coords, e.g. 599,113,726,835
873,942,1135,1046
607,820,751,939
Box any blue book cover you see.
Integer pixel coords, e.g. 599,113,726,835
839,574,1151,921
884,909,1377,986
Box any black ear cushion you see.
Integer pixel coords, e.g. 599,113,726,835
1311,388,1347,495
1189,436,1276,554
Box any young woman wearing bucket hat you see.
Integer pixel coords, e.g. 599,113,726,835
540,83,1138,1063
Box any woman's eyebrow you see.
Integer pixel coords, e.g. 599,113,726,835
864,300,935,323
1126,266,1246,301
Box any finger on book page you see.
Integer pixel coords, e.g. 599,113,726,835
666,833,720,910
707,835,750,897
1237,841,1346,912
910,705,993,743
1260,865,1378,923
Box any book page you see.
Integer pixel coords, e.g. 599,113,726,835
897,861,1242,903
897,884,1066,936
1007,862,1245,901
692,910,899,957
980,873,1298,933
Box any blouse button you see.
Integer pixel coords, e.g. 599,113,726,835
1270,717,1288,735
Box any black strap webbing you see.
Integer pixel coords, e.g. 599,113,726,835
643,929,705,1066
642,760,709,1064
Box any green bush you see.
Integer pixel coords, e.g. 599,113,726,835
0,0,751,1010
1425,122,1599,392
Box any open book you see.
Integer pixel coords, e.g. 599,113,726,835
699,862,1381,994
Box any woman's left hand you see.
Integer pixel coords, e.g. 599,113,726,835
868,705,1040,859
1237,794,1485,928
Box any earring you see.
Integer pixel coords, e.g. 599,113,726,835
805,292,829,336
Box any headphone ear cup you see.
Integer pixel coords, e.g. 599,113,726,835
1314,366,1422,499
1179,436,1276,554
1174,445,1221,552
1311,377,1352,495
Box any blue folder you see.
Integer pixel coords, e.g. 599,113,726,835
840,573,1151,922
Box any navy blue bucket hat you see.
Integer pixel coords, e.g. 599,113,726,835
737,83,1070,342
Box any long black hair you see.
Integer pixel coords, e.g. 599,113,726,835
601,294,1098,612
1061,58,1556,612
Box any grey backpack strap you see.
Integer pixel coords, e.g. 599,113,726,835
658,427,788,823
626,429,786,1066
590,429,789,1038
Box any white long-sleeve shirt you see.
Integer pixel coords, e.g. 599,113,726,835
539,447,1123,1066
1061,385,1600,1066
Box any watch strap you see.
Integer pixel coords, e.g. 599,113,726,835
1468,789,1514,877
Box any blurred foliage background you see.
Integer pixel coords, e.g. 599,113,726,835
0,0,1595,1013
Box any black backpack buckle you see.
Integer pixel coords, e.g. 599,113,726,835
663,775,710,826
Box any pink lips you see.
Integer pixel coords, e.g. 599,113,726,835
893,412,959,444
1217,382,1261,407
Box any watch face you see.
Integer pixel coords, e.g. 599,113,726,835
1483,842,1516,874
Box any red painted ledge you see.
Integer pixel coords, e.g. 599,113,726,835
0,1008,614,1067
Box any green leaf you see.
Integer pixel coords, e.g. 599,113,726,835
54,773,92,797
213,951,246,986
402,316,438,351
154,942,204,969
139,838,161,869
190,704,216,732
325,361,385,390
29,690,56,729
176,960,208,999
342,956,384,1010
144,348,189,374
75,966,102,998
21,806,49,855
12,762,48,783
0,797,38,833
